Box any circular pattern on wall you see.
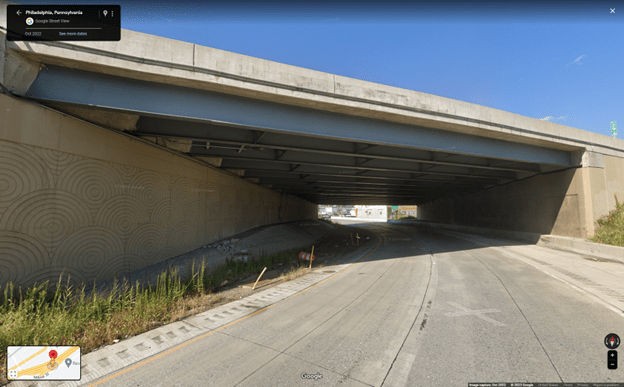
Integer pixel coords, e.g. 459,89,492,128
115,164,141,180
57,159,124,214
0,190,92,252
170,177,196,207
0,142,54,210
206,193,223,220
198,181,218,196
126,223,167,261
168,222,196,256
35,148,82,176
184,200,203,225
94,196,150,238
150,199,184,230
0,231,49,287
128,170,170,209
53,226,124,280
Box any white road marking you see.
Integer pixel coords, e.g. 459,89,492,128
445,302,505,326
382,254,438,387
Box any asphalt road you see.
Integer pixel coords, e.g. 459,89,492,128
90,221,624,386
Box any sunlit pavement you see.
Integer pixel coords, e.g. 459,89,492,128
90,222,624,387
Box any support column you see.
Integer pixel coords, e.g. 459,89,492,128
578,151,608,238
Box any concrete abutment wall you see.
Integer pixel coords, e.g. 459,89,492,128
418,153,624,239
0,94,317,289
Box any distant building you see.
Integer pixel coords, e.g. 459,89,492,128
317,205,333,217
354,205,387,219
398,205,418,216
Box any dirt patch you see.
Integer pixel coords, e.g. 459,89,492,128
196,222,373,309
110,222,372,332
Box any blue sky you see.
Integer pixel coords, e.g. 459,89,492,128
13,1,624,137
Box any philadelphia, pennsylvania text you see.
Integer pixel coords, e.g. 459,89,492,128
25,10,83,15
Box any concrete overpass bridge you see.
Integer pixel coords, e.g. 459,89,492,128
2,6,623,288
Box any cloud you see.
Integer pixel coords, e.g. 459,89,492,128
567,54,585,66
539,115,567,122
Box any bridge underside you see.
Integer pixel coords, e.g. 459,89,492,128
22,65,574,205
2,58,622,294
4,22,624,294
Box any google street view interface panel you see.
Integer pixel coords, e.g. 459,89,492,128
3,0,623,386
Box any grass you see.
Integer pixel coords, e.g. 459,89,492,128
0,246,313,384
279,265,317,282
591,196,624,247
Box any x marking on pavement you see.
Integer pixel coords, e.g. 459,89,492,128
445,302,505,326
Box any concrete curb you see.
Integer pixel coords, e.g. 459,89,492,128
6,231,378,387
538,235,624,263
6,269,345,387
391,219,624,263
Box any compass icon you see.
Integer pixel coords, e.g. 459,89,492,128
605,333,620,349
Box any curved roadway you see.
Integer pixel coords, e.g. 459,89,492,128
90,220,624,386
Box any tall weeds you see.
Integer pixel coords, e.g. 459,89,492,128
0,245,310,377
591,197,624,247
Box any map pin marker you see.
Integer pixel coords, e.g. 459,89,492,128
65,358,72,368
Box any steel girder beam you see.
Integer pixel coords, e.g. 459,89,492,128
240,169,487,187
272,186,472,198
256,182,467,194
25,65,572,166
281,193,459,203
301,194,434,200
189,146,519,181
269,187,462,197
208,154,513,183
308,192,437,200
274,185,462,197
306,196,433,203
133,117,544,174
218,159,505,185
250,178,471,192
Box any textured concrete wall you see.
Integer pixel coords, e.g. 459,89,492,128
605,155,624,210
417,168,586,237
418,156,624,239
0,94,316,288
